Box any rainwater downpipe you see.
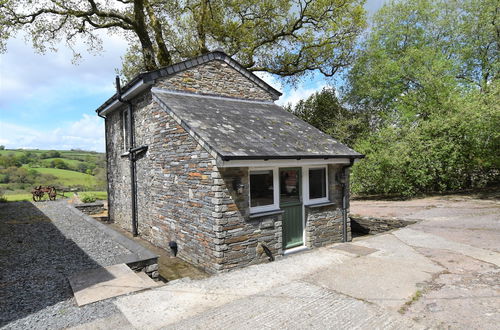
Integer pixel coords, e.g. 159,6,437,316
341,158,355,242
116,76,139,237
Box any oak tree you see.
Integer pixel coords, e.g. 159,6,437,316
0,0,366,82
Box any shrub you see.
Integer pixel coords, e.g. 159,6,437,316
80,193,97,203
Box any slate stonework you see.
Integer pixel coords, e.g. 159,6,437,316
112,91,221,272
216,167,283,271
74,202,105,216
105,60,352,273
305,164,351,247
106,106,132,231
350,216,417,235
155,60,275,101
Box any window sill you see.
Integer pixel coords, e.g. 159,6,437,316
304,201,335,208
249,209,284,219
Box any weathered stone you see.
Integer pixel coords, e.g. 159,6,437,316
145,264,159,273
105,59,353,274
156,60,275,101
350,216,416,235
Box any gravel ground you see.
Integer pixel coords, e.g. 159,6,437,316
0,200,135,329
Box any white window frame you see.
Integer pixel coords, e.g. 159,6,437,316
248,167,280,214
303,165,329,205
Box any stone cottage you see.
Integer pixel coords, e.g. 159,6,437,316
96,51,363,273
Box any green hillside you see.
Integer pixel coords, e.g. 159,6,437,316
41,158,83,167
31,167,96,187
0,148,106,199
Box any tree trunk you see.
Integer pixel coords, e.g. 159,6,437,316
145,0,172,67
133,0,157,71
196,0,210,54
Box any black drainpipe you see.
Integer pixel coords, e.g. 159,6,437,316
341,158,355,242
115,76,139,237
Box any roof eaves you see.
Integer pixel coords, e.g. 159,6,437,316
95,73,146,114
220,154,365,161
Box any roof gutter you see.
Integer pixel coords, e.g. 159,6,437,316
221,154,365,161
97,77,153,117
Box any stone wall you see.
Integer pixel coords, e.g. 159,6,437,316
74,202,105,216
135,94,222,272
106,89,221,272
105,104,132,232
305,206,344,248
216,167,283,271
350,216,417,235
155,60,275,101
105,59,352,273
304,164,351,247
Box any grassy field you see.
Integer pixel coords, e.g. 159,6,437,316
1,149,105,201
2,191,107,202
41,158,85,167
0,149,101,162
2,193,33,202
78,191,108,200
31,167,96,186
0,150,28,156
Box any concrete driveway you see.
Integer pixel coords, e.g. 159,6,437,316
74,194,499,329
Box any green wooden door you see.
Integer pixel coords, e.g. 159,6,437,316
280,168,303,249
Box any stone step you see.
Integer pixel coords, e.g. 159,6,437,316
135,270,161,287
68,263,158,306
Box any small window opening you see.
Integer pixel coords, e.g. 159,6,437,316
309,167,327,200
250,170,274,208
122,110,129,151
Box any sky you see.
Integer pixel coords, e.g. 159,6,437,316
0,1,385,152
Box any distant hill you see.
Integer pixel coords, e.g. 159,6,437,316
0,149,106,197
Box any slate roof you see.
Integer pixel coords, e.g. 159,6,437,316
152,89,363,160
96,51,281,114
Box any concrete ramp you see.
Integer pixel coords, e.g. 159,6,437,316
68,264,158,306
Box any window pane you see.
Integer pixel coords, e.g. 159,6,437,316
250,170,274,207
123,111,129,150
309,168,326,199
280,169,300,204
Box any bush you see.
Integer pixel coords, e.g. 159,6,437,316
351,95,500,197
50,159,68,169
80,193,97,203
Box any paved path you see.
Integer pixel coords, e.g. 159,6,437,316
0,200,155,329
3,194,499,329
72,194,495,329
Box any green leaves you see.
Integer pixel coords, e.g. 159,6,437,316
346,0,500,196
123,0,367,82
1,0,367,82
286,87,369,147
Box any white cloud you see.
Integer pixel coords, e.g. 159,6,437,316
0,32,127,106
254,71,327,108
0,114,105,152
277,83,327,108
254,72,284,92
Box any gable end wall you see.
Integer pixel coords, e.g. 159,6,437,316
106,89,223,272
155,60,276,101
